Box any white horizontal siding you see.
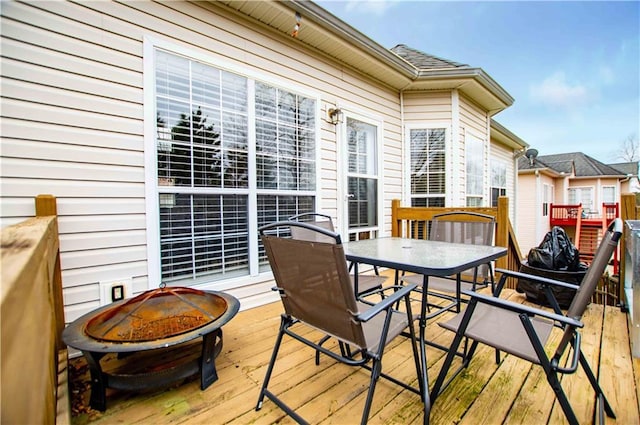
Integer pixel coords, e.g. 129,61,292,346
0,0,403,320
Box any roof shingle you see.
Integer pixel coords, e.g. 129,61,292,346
390,44,469,70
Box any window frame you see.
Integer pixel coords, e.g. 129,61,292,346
568,186,595,213
490,159,508,207
404,123,449,207
465,132,486,207
143,37,321,292
602,185,616,204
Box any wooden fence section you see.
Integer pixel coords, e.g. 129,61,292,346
1,195,69,425
391,197,524,288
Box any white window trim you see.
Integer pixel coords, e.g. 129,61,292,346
403,122,450,206
336,107,384,237
143,35,322,291
464,130,487,206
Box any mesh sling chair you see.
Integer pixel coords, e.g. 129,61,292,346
288,213,388,297
257,221,428,425
401,212,496,316
430,218,622,425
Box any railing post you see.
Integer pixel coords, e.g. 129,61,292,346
496,197,509,270
35,194,65,350
35,194,58,217
392,199,400,237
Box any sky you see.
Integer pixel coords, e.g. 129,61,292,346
316,0,640,164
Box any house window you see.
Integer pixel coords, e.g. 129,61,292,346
155,50,316,285
603,186,616,204
466,136,484,207
409,128,446,207
542,184,553,217
347,118,378,233
568,187,593,212
490,160,507,207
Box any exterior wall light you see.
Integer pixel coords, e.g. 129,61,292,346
328,107,343,125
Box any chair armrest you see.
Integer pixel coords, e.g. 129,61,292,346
357,284,417,322
495,268,580,291
461,289,583,328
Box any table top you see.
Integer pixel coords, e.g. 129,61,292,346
344,237,507,277
62,290,240,353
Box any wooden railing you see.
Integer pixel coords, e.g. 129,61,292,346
391,197,524,289
1,195,69,425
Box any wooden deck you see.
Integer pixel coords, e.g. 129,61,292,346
69,284,640,425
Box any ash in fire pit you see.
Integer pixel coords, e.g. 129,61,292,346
84,285,227,342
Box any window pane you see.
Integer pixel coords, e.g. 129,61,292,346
603,187,616,203
256,86,316,190
466,137,484,197
347,118,377,175
348,177,377,228
160,194,249,283
256,195,315,270
410,128,446,196
411,197,445,207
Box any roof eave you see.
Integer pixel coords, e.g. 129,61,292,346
409,68,514,114
490,119,528,150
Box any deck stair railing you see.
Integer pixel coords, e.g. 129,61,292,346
550,203,620,274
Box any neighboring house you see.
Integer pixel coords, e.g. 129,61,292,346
517,152,627,255
0,1,526,322
609,161,640,195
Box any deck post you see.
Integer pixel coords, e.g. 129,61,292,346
620,193,639,306
392,199,400,237
35,194,65,350
495,196,509,270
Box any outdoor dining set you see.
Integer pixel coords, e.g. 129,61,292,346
255,212,622,425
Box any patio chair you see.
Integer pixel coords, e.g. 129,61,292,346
288,213,388,297
257,221,427,425
401,211,496,311
430,218,622,425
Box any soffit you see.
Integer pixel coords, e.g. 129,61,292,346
215,1,513,113
215,0,412,88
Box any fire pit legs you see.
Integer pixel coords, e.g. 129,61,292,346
84,351,108,412
83,329,225,411
200,329,223,389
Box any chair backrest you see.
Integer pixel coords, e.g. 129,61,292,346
556,218,622,355
429,211,495,245
260,221,368,349
430,212,495,279
288,213,336,243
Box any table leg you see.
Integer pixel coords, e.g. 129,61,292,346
419,274,430,424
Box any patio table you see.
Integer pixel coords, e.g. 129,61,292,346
343,237,507,416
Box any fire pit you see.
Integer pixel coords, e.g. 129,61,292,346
62,285,239,411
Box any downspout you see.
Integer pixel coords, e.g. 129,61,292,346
400,88,406,206
451,89,460,206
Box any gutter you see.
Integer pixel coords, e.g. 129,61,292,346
280,1,514,109
283,0,418,78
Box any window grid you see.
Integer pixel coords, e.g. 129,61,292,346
155,50,316,286
409,128,446,207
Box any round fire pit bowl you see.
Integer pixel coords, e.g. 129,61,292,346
63,287,239,411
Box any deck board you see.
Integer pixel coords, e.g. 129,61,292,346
69,288,639,425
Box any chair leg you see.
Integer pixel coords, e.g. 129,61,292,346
544,368,580,425
256,316,287,411
360,358,382,425
578,351,616,419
